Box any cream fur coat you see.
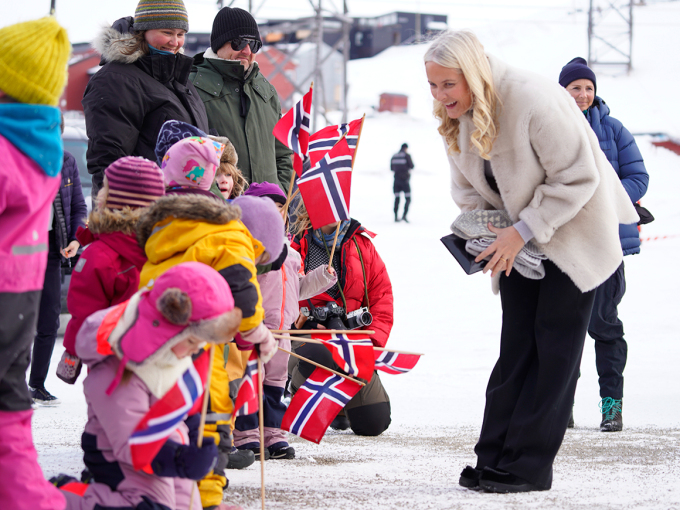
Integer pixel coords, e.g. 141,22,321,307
446,55,638,292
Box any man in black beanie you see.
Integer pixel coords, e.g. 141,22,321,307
190,7,293,191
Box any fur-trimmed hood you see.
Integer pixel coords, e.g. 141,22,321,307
88,206,143,236
136,193,241,247
93,26,186,65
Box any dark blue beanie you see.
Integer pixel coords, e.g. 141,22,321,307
155,120,208,165
558,57,597,93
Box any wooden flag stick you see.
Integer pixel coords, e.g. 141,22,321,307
258,357,266,510
189,344,216,509
273,334,424,356
278,347,366,386
350,114,366,171
272,329,375,335
327,221,342,273
282,188,300,227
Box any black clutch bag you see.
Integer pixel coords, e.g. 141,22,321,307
440,233,485,275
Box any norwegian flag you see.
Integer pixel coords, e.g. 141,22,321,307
312,332,374,381
374,350,421,375
272,86,313,176
281,368,361,443
296,136,353,230
234,350,260,417
308,118,363,168
128,349,210,471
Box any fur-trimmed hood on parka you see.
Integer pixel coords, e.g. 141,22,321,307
93,26,185,65
88,207,144,236
136,193,241,248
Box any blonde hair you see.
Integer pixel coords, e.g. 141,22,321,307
290,198,311,238
424,30,500,159
115,31,150,56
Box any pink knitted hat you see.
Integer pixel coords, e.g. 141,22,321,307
161,136,225,191
105,262,240,394
104,156,165,209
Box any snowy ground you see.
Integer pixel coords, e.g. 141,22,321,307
33,2,680,509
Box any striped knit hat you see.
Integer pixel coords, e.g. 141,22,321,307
104,156,165,210
134,0,189,32
0,17,70,106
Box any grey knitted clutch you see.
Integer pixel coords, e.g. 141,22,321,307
451,210,513,240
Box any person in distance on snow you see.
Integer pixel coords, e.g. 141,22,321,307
390,143,414,222
424,30,638,493
559,57,649,432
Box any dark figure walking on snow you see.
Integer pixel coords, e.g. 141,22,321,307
391,143,414,222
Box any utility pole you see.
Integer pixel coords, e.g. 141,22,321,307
312,0,323,133
341,0,350,123
588,0,633,72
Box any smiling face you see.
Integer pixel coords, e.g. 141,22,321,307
144,28,186,54
565,78,595,111
215,173,234,199
216,40,255,70
425,62,473,119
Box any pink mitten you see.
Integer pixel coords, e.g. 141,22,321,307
240,324,277,363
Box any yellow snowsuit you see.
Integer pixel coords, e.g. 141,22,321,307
137,193,261,507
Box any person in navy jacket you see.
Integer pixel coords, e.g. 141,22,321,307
559,57,649,432
28,130,87,406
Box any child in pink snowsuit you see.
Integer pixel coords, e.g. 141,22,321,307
0,16,71,510
232,183,337,459
54,262,243,510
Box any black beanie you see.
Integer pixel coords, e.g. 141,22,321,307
210,7,261,53
558,57,597,94
401,143,408,150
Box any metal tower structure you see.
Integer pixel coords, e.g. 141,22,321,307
588,0,634,72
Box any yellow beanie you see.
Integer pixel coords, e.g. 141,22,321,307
0,17,71,106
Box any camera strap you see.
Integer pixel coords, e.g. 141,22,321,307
352,237,370,312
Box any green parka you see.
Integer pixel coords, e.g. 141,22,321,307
190,53,293,190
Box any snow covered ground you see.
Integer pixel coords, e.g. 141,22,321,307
33,2,680,509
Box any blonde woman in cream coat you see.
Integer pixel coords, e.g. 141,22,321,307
424,31,638,494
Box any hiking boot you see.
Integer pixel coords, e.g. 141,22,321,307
238,443,270,461
599,397,623,432
29,386,61,406
56,351,82,385
459,465,482,489
226,447,255,469
204,504,244,510
329,414,350,431
268,442,295,460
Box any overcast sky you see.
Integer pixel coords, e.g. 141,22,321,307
0,0,591,43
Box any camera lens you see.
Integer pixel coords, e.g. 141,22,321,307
358,310,373,327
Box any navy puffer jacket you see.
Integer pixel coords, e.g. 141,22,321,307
585,97,649,255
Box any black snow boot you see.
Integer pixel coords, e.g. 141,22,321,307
599,397,623,432
394,196,400,222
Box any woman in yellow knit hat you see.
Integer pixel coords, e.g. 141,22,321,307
82,0,210,201
0,15,71,510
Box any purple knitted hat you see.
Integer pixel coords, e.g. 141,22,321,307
232,195,284,260
244,181,286,205
104,156,165,210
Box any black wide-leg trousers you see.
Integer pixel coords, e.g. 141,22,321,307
474,260,595,489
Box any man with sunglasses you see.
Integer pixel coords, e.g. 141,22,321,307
191,7,293,193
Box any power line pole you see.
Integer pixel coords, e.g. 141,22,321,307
588,0,633,72
341,0,350,123
50,0,56,15
312,0,323,133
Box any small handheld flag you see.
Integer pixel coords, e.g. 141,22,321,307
234,350,260,417
374,350,421,375
312,332,374,381
272,85,313,176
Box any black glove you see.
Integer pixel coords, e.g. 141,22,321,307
151,437,218,480
184,413,201,445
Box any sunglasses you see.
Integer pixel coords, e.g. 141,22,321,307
230,37,262,54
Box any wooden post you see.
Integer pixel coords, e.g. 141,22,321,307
189,345,216,509
258,358,265,510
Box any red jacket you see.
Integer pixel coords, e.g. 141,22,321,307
62,209,146,355
291,220,393,347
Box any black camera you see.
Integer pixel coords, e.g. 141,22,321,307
300,301,373,331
